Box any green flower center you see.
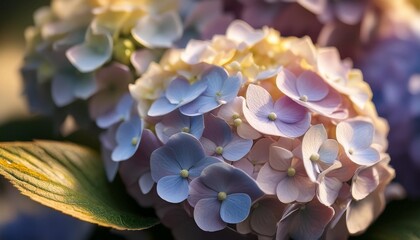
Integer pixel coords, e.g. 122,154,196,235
181,127,190,133
215,146,224,155
233,118,242,127
287,167,296,177
299,95,308,102
131,137,138,146
310,153,320,162
113,38,135,65
180,169,189,178
268,112,277,121
217,192,227,201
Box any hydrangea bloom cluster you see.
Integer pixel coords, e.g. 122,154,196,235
356,0,420,197
124,20,395,239
21,0,185,180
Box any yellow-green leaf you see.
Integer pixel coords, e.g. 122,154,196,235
0,140,158,230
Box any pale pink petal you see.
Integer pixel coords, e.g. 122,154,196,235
319,139,339,165
346,190,384,234
181,39,214,64
352,167,380,200
303,90,342,115
248,138,274,165
217,96,243,124
244,105,283,136
237,123,262,140
276,177,299,203
277,198,334,240
243,85,284,136
269,146,293,171
130,49,157,75
249,198,285,237
276,68,299,97
296,70,329,102
336,119,374,151
275,97,308,124
200,137,217,156
257,163,287,195
302,124,327,181
233,158,254,177
245,84,274,117
292,175,316,203
226,20,266,48
132,11,182,48
350,148,380,166
318,177,342,206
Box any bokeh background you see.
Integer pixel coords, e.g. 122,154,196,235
0,1,93,239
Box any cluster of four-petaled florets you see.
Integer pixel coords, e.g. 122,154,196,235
122,64,384,239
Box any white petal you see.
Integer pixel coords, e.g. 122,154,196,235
132,11,182,48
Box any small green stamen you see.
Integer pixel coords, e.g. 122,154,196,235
310,153,320,162
181,127,190,133
232,113,240,120
299,95,308,102
268,112,277,121
348,148,354,155
113,38,135,65
233,118,242,127
180,169,189,178
217,192,227,201
215,146,224,155
287,167,296,177
131,137,138,146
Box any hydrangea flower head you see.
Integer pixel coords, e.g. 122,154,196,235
127,20,394,239
22,2,397,237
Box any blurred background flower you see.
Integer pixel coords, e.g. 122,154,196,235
0,1,94,239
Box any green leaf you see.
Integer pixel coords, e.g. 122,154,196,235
0,140,158,230
352,199,420,240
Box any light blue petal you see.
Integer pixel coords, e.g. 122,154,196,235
223,135,253,161
199,163,264,201
202,66,228,95
139,172,154,194
189,156,222,178
51,73,75,107
111,117,143,161
193,198,225,232
148,96,178,117
189,115,205,140
74,72,97,100
165,77,191,104
220,74,242,103
165,133,205,169
96,94,133,128
150,147,181,181
157,175,189,203
155,110,189,143
183,80,208,103
179,95,219,116
220,193,251,224
66,27,113,73
165,77,206,105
